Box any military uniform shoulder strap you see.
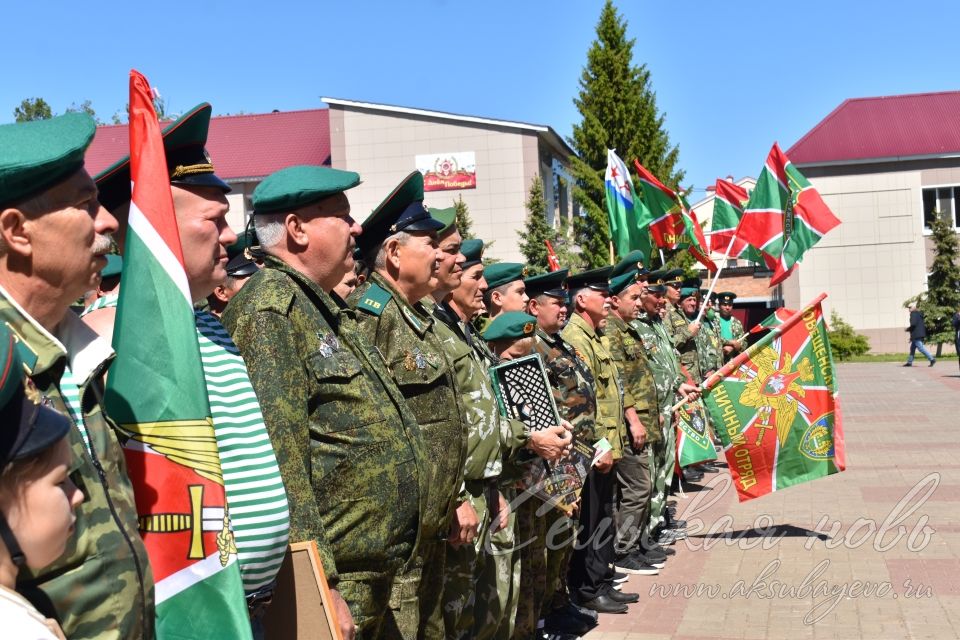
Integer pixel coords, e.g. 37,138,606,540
355,282,392,317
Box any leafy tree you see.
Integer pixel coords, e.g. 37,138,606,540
66,100,101,124
519,175,583,274
454,194,474,239
827,311,870,360
568,0,684,268
14,97,53,122
907,211,960,355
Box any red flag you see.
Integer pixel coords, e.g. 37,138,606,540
545,240,561,271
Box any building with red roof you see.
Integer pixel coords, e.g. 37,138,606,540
780,90,960,352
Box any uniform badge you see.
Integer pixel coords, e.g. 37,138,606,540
404,350,417,371
413,348,428,370
317,332,341,357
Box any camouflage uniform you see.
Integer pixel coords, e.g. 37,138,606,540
632,313,685,540
720,315,747,363
349,273,467,639
561,313,625,603
429,300,513,640
602,313,658,555
665,301,701,383
532,329,598,620
222,257,425,638
697,312,725,378
2,293,155,640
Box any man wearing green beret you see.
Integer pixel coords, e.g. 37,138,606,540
483,262,530,317
348,171,466,639
716,292,747,362
0,113,155,639
223,165,426,639
602,264,669,574
632,272,699,547
524,268,598,636
561,267,640,614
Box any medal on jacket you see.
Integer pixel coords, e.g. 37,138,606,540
404,348,428,371
317,332,340,357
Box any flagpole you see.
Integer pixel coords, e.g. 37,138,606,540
667,292,829,414
658,249,665,267
609,240,615,265
694,234,737,324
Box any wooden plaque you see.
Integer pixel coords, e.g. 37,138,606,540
261,541,342,640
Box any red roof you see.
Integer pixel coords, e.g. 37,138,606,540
787,90,960,165
85,108,330,180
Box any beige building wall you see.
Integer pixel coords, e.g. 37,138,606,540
786,169,926,353
327,106,554,263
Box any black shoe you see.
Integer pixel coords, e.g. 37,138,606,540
613,571,629,583
903,363,912,367
643,542,676,556
577,594,628,614
699,464,719,474
930,359,936,367
682,468,704,482
606,588,639,604
542,611,592,636
614,553,660,575
666,519,688,529
558,602,598,625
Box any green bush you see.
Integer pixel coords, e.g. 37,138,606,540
827,311,870,360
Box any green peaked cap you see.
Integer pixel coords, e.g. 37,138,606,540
566,266,612,292
429,206,458,235
460,238,484,268
484,262,528,290
609,271,644,296
0,112,96,208
482,311,538,342
524,268,568,299
358,171,443,254
610,250,648,279
253,165,361,215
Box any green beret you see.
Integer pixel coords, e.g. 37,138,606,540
101,255,123,279
679,286,699,299
717,291,737,305
429,206,458,235
482,311,538,342
610,250,648,279
253,165,360,215
485,262,528,290
0,112,96,209
95,103,231,212
460,238,484,268
566,266,613,292
358,171,443,254
524,268,568,299
609,271,643,297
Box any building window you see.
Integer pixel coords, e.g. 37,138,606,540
922,186,960,230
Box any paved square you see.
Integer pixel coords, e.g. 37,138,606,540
589,361,960,639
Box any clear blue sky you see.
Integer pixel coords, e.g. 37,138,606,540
4,0,958,197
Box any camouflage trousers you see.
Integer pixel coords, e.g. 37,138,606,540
442,484,491,639
382,536,446,639
474,486,520,640
512,490,547,639
644,415,676,539
337,573,395,639
542,508,576,614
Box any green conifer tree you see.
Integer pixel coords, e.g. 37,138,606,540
913,211,960,354
453,194,474,240
519,175,583,274
568,0,684,267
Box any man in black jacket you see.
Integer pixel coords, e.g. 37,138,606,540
952,307,960,371
905,304,936,367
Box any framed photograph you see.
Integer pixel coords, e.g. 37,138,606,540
261,541,342,639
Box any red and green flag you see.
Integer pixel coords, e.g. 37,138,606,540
545,240,561,271
675,398,717,468
701,294,845,502
711,179,767,266
604,149,652,263
633,160,716,271
104,70,252,639
749,307,798,334
737,143,841,286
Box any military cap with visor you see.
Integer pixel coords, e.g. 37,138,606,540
0,327,73,567
524,268,568,299
566,266,613,292
252,165,361,215
716,291,737,305
0,112,96,209
609,270,645,297
482,311,538,342
460,238,484,268
227,228,265,262
95,103,232,212
357,171,444,254
663,268,685,287
609,250,648,280
644,268,669,293
484,262,529,290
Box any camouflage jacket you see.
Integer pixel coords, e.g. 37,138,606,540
697,313,724,378
602,314,660,443
350,273,467,539
561,313,627,460
633,313,686,420
222,257,425,583
428,299,504,481
719,315,747,362
1,290,154,640
665,302,701,382
532,329,598,445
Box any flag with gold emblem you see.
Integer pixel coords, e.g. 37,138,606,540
104,70,251,639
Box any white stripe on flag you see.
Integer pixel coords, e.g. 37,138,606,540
127,199,193,306
154,551,238,604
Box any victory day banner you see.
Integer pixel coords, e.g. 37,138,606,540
416,151,477,191
104,70,251,638
701,294,845,502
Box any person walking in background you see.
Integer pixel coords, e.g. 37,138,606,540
952,306,960,371
905,304,936,367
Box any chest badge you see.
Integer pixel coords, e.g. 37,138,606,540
317,332,341,357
